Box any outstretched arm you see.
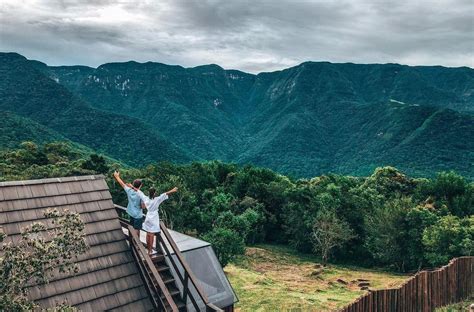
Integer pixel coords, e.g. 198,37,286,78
113,171,126,189
165,187,178,196
155,187,178,206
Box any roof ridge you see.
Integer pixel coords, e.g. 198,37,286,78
0,175,105,187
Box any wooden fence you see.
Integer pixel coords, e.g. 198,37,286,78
339,257,474,312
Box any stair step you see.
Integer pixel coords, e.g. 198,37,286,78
149,273,174,285
160,289,181,299
163,276,175,284
151,254,165,263
158,294,183,311
157,265,170,272
169,289,181,297
176,300,186,310
163,302,185,312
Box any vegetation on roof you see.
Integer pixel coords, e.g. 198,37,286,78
0,209,88,311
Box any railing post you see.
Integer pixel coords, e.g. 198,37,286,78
155,232,164,256
183,271,189,304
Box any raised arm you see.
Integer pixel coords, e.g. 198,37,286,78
113,171,126,189
165,187,178,196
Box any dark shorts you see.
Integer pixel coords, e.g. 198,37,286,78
130,216,144,230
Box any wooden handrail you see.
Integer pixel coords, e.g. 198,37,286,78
128,225,179,312
115,204,223,312
156,225,201,310
159,221,223,312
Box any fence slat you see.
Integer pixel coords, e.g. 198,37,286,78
339,257,473,312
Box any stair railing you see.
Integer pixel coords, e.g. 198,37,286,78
115,205,178,311
157,221,223,312
128,224,179,312
115,204,222,312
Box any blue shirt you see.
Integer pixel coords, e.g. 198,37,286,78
124,186,143,219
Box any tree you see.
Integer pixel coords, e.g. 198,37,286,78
404,207,438,270
362,167,415,198
17,141,49,166
311,210,355,265
431,172,473,217
0,209,89,311
214,208,264,244
422,215,474,266
202,227,245,267
364,197,413,271
81,154,109,174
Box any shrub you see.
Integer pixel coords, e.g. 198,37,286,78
202,227,245,267
422,215,474,266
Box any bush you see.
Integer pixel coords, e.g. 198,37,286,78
422,215,474,266
202,227,245,267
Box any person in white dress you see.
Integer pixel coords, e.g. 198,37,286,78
135,186,178,254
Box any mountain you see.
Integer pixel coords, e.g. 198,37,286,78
1,52,473,178
0,53,190,166
40,61,256,160
237,62,474,176
0,112,67,148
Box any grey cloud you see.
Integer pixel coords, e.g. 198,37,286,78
0,0,472,73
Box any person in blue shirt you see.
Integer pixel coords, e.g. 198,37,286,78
113,171,144,236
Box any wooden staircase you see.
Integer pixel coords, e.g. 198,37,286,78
115,205,222,312
149,251,186,311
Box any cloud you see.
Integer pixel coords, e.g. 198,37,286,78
0,0,472,72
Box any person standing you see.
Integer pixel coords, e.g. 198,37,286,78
135,186,178,254
113,171,144,236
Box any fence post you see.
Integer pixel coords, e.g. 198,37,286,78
339,257,473,312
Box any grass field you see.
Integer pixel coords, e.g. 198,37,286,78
435,298,474,311
225,245,409,311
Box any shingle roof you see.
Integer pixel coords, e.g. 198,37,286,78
0,175,153,311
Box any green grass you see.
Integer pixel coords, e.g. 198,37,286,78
225,245,408,311
435,298,473,311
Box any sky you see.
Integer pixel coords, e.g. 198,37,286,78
1,0,473,73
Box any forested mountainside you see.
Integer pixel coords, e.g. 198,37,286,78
1,52,473,178
1,112,66,148
0,53,190,166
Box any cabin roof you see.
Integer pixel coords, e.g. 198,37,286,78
169,229,210,252
0,175,153,311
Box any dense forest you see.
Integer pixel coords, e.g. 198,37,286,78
1,141,472,271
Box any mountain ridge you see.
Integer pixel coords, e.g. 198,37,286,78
1,52,473,178
0,53,191,166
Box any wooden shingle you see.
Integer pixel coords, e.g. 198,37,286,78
0,175,153,311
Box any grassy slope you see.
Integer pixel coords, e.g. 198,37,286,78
435,298,473,311
226,245,408,311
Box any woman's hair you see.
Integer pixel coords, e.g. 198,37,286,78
132,179,142,188
149,187,156,199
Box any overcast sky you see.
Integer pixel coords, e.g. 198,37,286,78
1,0,473,73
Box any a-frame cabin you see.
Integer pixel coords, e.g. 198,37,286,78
0,175,237,311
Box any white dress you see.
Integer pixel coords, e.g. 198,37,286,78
136,190,168,233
